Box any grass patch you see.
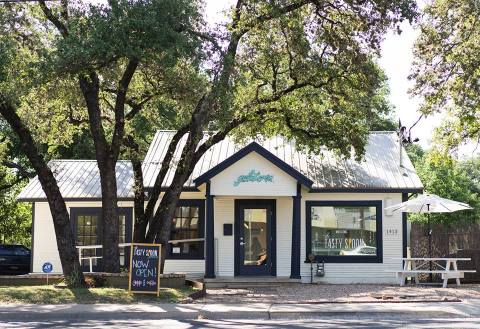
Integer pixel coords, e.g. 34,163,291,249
0,285,196,304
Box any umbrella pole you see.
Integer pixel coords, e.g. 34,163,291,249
428,213,433,282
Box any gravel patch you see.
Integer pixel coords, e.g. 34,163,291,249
198,284,480,304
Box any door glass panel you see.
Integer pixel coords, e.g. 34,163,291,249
243,208,268,266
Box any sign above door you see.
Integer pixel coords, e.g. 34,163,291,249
233,170,273,187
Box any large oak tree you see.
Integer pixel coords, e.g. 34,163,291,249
0,5,86,286
31,0,202,272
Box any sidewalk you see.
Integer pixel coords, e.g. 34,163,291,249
0,299,479,320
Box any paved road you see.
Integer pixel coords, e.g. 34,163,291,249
2,315,480,328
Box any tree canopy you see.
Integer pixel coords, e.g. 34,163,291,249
410,0,480,151
407,146,480,224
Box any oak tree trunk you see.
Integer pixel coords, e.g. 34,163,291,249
150,182,186,273
79,75,121,273
97,158,120,272
130,152,146,243
0,95,86,287
145,100,207,272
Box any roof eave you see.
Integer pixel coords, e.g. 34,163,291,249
308,187,424,193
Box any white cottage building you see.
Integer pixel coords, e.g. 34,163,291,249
19,130,423,284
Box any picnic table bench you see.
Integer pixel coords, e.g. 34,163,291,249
391,258,476,288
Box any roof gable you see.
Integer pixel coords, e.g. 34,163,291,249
193,142,314,188
142,131,423,192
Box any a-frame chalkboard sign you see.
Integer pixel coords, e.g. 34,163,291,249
128,243,161,296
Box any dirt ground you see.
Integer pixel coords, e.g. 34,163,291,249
198,283,480,304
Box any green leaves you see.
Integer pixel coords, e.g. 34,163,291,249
411,0,480,151
408,147,480,225
46,0,201,75
0,177,31,246
228,1,410,160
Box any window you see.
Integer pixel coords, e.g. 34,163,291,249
306,201,382,263
168,200,205,259
75,213,100,268
71,208,132,269
118,214,127,267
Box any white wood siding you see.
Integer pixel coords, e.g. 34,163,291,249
32,202,63,273
276,197,293,277
31,191,405,283
214,198,235,276
164,260,204,276
210,152,297,196
31,197,207,276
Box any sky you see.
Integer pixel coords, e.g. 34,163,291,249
378,21,443,150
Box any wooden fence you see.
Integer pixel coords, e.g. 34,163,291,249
410,222,480,282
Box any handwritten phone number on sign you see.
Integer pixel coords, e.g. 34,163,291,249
132,279,157,287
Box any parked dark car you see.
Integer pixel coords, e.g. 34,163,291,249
0,245,31,275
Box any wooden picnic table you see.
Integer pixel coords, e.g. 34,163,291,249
391,257,476,288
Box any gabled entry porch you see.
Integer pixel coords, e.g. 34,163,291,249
193,142,313,280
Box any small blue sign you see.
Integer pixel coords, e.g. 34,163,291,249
42,262,53,273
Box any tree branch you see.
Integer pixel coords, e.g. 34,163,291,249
39,0,69,38
192,107,278,163
3,161,36,178
239,0,313,34
0,175,26,192
142,125,190,225
111,58,139,159
183,28,224,55
125,91,158,120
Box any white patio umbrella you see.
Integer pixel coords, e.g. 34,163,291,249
385,193,473,281
386,193,472,214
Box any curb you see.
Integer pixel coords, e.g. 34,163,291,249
0,310,462,322
0,303,467,322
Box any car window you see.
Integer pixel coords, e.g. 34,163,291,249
14,247,30,256
0,246,14,256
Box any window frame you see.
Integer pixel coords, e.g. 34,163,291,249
70,207,133,270
305,200,383,263
167,199,205,260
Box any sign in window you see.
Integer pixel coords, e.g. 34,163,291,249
310,205,378,257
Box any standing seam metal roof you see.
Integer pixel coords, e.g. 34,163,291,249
18,130,423,200
142,130,423,191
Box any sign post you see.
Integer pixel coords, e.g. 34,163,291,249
42,262,53,285
128,243,161,296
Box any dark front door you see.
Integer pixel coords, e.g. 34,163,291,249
235,200,276,276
